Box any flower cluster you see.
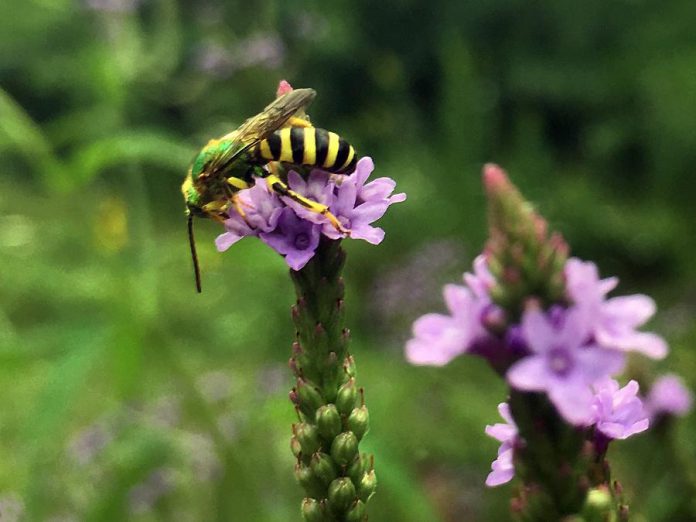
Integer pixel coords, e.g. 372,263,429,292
215,157,405,270
407,255,665,426
485,377,649,486
405,164,683,513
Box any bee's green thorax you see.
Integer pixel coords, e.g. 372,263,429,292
191,139,249,178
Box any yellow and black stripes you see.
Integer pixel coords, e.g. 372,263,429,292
256,127,357,174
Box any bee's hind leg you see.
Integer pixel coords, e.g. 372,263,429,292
264,172,350,236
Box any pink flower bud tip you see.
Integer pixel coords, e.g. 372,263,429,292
483,163,511,194
277,80,293,96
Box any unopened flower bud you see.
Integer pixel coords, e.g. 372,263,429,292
316,404,342,440
347,405,370,441
343,354,356,377
481,303,507,334
347,453,371,484
301,498,326,522
331,432,359,467
295,463,323,497
290,436,303,458
310,452,338,485
582,486,613,519
297,379,325,416
358,470,377,502
336,378,357,415
294,423,320,455
328,477,357,513
346,499,366,522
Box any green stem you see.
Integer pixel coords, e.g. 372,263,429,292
288,238,375,522
509,391,628,521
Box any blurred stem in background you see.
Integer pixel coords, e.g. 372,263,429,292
289,238,375,521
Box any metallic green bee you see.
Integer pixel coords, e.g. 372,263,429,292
182,87,357,292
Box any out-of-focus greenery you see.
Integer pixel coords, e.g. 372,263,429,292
1,0,696,520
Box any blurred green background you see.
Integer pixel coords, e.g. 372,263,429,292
2,0,696,520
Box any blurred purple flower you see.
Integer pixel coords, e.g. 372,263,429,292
195,34,284,77
322,157,407,244
645,374,693,419
485,403,518,487
0,493,24,522
405,284,488,365
369,240,465,333
67,422,113,466
85,0,141,13
197,370,234,403
565,258,668,359
405,255,494,365
506,307,625,425
128,468,175,515
260,208,321,270
592,378,649,440
464,255,495,299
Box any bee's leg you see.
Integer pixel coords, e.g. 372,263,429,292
287,116,313,128
200,203,227,224
225,177,251,219
226,176,250,190
265,173,350,236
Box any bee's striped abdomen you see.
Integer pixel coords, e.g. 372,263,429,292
256,127,357,174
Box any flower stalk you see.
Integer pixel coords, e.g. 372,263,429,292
407,164,671,521
289,237,375,521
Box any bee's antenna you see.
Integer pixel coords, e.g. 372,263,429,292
187,212,202,293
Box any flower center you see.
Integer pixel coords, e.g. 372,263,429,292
294,232,310,250
547,347,573,377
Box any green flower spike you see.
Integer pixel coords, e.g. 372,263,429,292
289,238,375,521
483,163,569,321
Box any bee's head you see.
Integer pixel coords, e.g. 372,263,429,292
181,170,203,213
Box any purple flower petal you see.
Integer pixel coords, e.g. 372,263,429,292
506,356,550,391
259,208,320,270
521,309,556,354
486,446,515,487
405,314,469,366
592,378,649,439
485,402,518,487
349,224,385,245
565,257,668,360
645,374,693,418
548,376,595,425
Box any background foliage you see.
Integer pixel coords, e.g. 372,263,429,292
1,0,695,520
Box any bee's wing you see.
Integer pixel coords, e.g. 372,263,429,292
235,88,316,144
210,88,316,175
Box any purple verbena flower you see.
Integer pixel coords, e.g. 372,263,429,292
322,157,406,244
214,149,404,271
485,403,518,487
405,255,496,365
260,208,321,270
645,374,693,419
284,170,336,225
405,284,489,366
592,378,649,440
565,258,668,359
215,179,283,251
464,254,495,299
506,307,625,425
